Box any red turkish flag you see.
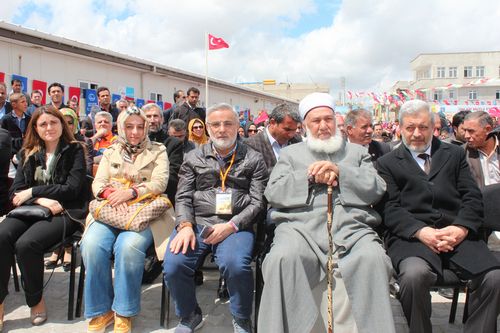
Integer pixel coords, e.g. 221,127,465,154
0,72,4,82
208,34,229,50
68,87,81,104
475,101,480,105
32,80,48,105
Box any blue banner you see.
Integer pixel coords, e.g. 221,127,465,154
126,87,134,98
156,101,163,111
112,94,121,103
12,75,28,93
86,89,98,115
244,109,248,120
136,99,145,109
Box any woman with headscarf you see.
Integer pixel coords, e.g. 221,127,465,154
81,106,175,333
243,121,258,138
188,118,209,146
44,108,94,272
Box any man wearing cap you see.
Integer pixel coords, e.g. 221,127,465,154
258,93,395,333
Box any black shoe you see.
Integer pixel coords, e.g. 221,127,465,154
62,262,71,272
194,270,204,286
233,316,253,333
175,305,203,333
438,288,454,299
45,260,60,270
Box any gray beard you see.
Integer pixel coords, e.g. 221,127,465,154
402,135,431,153
305,125,343,154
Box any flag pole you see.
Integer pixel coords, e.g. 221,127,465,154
205,31,209,110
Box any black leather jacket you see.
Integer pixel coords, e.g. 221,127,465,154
175,142,268,231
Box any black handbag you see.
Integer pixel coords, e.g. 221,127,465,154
7,205,52,221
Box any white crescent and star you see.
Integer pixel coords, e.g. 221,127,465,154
210,37,218,46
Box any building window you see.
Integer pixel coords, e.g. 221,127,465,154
476,66,485,77
449,67,457,78
150,92,163,102
496,90,500,100
469,90,477,100
437,67,446,78
434,91,443,100
464,66,473,78
78,80,99,98
449,90,454,99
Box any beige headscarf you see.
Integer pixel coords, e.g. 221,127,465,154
116,106,150,183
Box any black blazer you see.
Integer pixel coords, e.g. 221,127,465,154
377,137,500,276
368,140,390,168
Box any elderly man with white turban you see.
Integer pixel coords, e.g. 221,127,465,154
258,93,395,333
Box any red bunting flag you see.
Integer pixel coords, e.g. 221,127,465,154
68,87,81,104
32,80,48,105
208,34,229,50
454,101,458,105
444,100,451,105
0,72,4,82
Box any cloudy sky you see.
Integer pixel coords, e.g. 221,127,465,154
2,0,500,99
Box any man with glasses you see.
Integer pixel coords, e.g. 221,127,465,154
163,103,268,333
244,103,302,174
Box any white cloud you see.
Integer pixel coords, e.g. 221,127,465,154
2,0,500,98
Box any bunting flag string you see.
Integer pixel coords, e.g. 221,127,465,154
346,76,500,106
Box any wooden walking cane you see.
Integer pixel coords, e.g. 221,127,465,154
327,185,334,333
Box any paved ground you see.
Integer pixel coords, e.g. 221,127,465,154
2,255,499,332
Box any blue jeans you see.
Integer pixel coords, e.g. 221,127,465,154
163,225,255,319
81,221,153,318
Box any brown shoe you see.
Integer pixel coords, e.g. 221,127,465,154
114,314,131,333
87,310,114,333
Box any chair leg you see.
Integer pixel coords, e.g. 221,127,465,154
448,287,460,324
160,275,166,327
255,255,264,333
68,241,78,320
462,287,469,324
75,261,85,318
12,262,20,292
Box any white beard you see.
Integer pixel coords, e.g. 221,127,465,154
305,125,343,154
211,134,237,150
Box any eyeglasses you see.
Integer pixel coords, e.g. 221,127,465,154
181,96,187,99
207,121,234,130
248,129,258,133
192,126,203,130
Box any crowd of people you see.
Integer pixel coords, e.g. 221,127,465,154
0,78,499,333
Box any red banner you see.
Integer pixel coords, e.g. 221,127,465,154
0,72,4,82
164,102,172,109
68,87,80,104
125,96,134,101
147,100,155,104
32,80,47,105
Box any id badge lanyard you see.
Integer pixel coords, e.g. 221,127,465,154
216,151,236,192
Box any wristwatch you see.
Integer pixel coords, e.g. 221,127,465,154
177,222,193,232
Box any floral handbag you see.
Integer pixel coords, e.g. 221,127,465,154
89,178,171,232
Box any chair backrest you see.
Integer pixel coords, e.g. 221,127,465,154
480,183,500,231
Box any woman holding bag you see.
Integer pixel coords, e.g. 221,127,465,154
0,105,88,329
81,106,175,333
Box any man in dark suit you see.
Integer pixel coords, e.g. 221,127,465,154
377,100,500,333
244,103,302,173
345,108,390,168
172,87,206,133
163,90,185,128
143,103,184,203
0,82,13,120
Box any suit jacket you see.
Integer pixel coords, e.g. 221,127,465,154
244,130,302,174
464,141,500,188
149,129,184,203
368,140,390,168
377,137,500,276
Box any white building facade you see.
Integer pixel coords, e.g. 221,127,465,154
0,22,296,117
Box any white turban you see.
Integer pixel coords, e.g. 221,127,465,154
299,93,336,120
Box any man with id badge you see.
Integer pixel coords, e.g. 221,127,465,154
163,103,268,333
